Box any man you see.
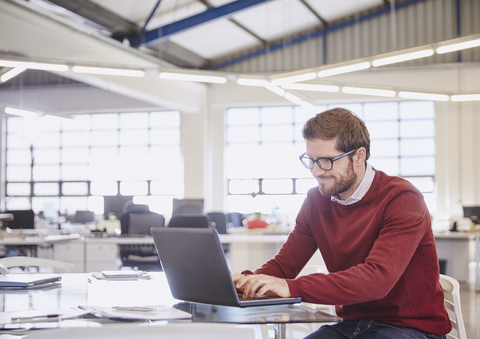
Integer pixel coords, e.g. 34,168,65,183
233,108,451,338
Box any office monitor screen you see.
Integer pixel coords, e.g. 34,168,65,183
103,195,133,219
463,206,480,224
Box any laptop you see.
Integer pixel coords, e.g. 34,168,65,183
151,227,302,307
0,274,61,289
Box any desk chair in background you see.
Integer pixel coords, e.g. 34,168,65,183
167,215,209,228
0,256,75,274
207,212,228,234
119,205,165,272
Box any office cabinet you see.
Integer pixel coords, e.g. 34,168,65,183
53,241,84,273
85,241,118,273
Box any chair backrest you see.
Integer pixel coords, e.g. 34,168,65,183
207,212,228,234
168,215,209,228
0,256,75,274
128,212,165,235
439,274,467,339
120,203,151,234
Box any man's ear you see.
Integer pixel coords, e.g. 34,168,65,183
354,147,367,167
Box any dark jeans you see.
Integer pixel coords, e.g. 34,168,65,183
304,319,446,339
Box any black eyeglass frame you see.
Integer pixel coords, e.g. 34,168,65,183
299,149,358,171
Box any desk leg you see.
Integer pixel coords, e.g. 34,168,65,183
274,323,286,339
476,236,479,293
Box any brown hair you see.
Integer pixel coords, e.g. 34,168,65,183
301,107,370,160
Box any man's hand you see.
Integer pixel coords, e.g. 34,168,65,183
231,273,291,299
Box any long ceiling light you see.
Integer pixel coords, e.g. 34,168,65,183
159,72,227,83
283,92,303,105
342,86,396,97
372,49,434,67
399,91,449,102
0,67,26,83
318,62,371,78
436,38,480,54
44,114,72,122
72,66,145,77
300,101,317,111
5,107,38,118
281,83,339,92
237,78,270,86
270,72,317,86
450,94,480,102
264,84,285,96
0,60,68,72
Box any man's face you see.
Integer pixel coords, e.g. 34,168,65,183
305,138,357,199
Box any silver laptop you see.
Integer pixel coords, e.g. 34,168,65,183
151,227,302,307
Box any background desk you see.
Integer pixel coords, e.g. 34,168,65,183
434,232,480,291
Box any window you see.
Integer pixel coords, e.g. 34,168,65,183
225,102,435,224
4,111,182,217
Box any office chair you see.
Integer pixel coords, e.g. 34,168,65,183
119,211,165,272
439,274,467,339
207,212,228,234
119,202,150,234
0,256,75,274
167,215,209,228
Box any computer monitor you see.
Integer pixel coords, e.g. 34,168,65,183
103,195,133,219
172,198,204,216
463,206,480,224
75,210,95,223
2,210,35,229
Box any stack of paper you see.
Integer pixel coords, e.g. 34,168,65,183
77,305,192,320
89,270,151,281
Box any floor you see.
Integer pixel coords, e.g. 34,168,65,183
461,281,479,339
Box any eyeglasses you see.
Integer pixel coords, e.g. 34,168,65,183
299,149,357,171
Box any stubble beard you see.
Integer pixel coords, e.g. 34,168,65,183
317,161,357,198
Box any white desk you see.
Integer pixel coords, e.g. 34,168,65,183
0,273,338,339
434,231,480,291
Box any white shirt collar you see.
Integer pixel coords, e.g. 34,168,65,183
331,163,375,206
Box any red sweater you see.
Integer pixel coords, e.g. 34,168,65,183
247,170,451,335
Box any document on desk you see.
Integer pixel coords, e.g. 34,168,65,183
78,305,192,321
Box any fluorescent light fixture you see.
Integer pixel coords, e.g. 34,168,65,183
281,83,339,92
0,67,26,83
5,107,38,118
0,60,68,71
300,101,317,111
398,91,449,102
436,39,480,54
237,78,270,86
271,72,317,86
372,49,434,67
342,86,396,97
283,92,303,105
160,72,227,83
44,114,72,122
72,66,145,77
318,62,370,78
264,84,285,96
450,94,480,102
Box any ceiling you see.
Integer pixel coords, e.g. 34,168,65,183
5,0,387,70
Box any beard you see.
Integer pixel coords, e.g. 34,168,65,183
317,161,357,198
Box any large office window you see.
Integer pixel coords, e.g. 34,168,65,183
226,102,435,224
4,111,182,216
